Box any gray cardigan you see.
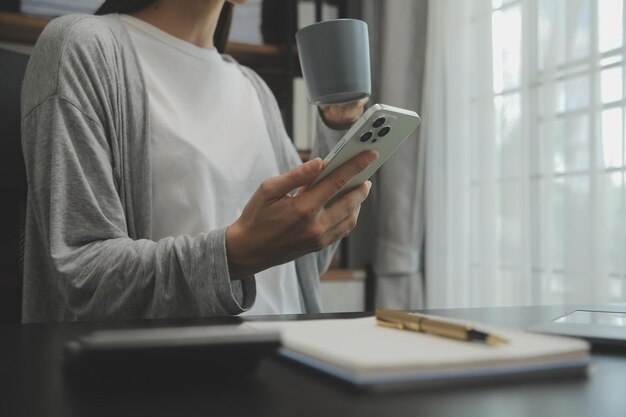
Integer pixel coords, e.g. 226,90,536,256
20,14,342,322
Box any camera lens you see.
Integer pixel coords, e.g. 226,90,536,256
360,131,373,142
373,117,385,128
378,126,391,137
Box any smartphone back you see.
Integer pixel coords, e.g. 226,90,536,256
311,104,421,192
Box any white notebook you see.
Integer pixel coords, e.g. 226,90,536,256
246,316,590,391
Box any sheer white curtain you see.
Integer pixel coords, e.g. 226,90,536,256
423,0,626,308
347,0,428,309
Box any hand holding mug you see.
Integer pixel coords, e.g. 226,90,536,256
319,97,369,130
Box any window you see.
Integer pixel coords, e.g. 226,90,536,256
473,0,625,304
425,0,626,307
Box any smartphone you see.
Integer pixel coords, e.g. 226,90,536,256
310,104,421,195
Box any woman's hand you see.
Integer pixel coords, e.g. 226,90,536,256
319,97,369,130
225,150,378,280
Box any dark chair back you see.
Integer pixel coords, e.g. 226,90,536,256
0,48,29,324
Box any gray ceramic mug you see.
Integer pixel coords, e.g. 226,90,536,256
296,19,371,105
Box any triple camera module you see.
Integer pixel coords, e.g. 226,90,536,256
360,116,391,143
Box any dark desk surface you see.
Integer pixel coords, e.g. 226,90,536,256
1,305,625,417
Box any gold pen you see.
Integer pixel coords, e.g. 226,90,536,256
375,308,508,346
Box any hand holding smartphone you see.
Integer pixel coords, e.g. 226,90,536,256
225,104,418,279
310,104,421,196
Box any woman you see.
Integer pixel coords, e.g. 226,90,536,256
20,0,375,322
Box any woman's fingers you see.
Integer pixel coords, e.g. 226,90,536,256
319,180,370,232
320,204,362,246
300,150,377,207
259,158,323,200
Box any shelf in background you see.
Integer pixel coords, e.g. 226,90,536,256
0,11,299,73
0,11,48,43
320,268,365,282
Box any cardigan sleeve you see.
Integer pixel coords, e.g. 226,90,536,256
20,15,255,321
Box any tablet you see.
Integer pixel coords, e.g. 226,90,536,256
528,309,626,348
